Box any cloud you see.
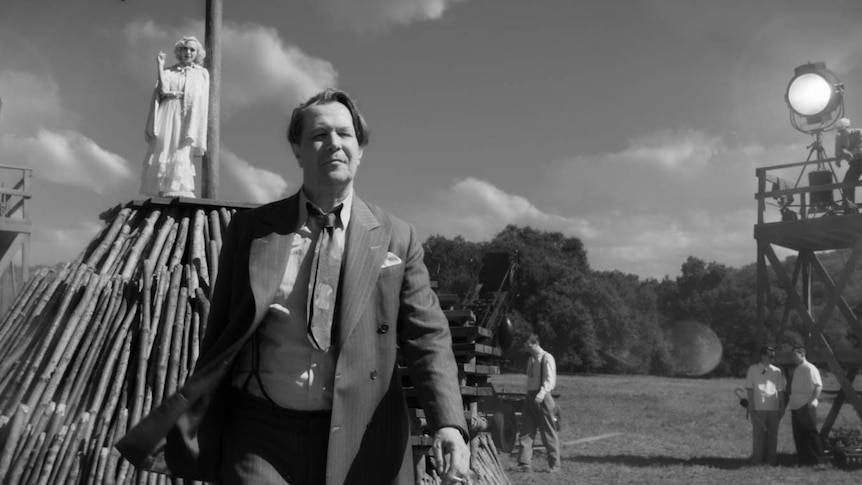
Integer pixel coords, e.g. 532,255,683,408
314,0,467,33
0,130,134,194
0,71,68,134
222,149,290,204
408,176,594,242
122,20,337,116
405,130,807,279
31,220,103,266
537,129,809,277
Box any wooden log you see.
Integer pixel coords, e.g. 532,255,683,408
99,330,134,441
121,210,162,280
106,231,138,276
189,308,201,374
35,274,111,411
35,423,68,485
0,266,48,341
45,417,79,485
99,210,137,275
58,280,117,408
104,407,128,485
168,214,190,270
218,207,231,237
15,430,45,485
13,401,56,464
208,239,219,297
131,264,154,426
0,403,28,480
208,209,222,255
153,266,184,405
84,207,132,269
5,266,86,415
26,272,105,410
192,209,209,288
178,300,192,387
54,412,90,485
88,302,138,414
165,286,189,397
68,281,128,419
153,220,179,274
193,287,210,355
143,213,175,276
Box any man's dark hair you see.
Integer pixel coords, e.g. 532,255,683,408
526,334,540,346
759,345,775,355
792,345,807,357
287,88,369,148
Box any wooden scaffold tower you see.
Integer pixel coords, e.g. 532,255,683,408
754,155,862,439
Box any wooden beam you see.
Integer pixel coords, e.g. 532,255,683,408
202,0,222,199
808,247,862,343
764,245,862,424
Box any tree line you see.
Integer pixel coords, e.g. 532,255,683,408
424,225,861,377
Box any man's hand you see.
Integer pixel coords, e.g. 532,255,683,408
534,393,545,404
432,427,471,485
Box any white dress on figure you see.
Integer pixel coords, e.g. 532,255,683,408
140,64,209,198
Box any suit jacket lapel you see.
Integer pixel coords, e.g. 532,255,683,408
248,195,298,326
338,196,388,346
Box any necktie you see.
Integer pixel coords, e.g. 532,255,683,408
306,203,343,352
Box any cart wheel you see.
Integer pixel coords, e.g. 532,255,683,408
491,404,517,453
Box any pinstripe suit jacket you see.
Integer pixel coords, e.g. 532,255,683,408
116,192,467,484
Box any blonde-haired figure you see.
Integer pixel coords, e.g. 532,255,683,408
140,36,209,198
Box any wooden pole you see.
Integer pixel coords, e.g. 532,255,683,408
203,0,222,199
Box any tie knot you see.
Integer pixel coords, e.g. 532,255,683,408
307,203,341,229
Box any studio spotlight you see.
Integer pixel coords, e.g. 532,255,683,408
785,62,844,132
784,62,848,215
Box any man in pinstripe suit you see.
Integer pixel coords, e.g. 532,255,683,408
116,89,471,484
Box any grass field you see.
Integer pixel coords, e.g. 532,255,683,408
490,373,862,484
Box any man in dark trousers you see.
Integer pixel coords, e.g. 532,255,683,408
834,117,862,211
517,334,561,473
116,89,471,485
788,346,824,469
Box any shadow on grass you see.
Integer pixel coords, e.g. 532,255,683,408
570,453,801,470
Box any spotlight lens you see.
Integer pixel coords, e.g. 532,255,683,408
787,73,832,116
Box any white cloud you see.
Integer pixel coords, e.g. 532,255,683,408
0,130,134,194
222,149,290,204
404,130,811,279
122,20,337,116
315,0,467,33
0,71,68,134
408,176,594,242
31,220,103,266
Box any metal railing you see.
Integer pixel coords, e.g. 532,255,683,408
755,157,861,224
0,164,32,221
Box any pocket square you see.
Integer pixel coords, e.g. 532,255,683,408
381,252,402,268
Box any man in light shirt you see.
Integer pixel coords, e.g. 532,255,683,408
744,345,786,465
517,334,561,473
788,346,824,469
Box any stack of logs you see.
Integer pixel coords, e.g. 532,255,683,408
0,198,245,484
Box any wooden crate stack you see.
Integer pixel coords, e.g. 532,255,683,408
401,293,511,484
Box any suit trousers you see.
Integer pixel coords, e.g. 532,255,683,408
791,404,823,466
750,410,780,465
843,160,862,204
221,391,332,485
517,391,560,469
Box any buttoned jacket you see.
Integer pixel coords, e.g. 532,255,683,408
116,192,467,484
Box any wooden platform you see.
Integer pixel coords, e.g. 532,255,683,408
754,213,862,251
755,158,862,438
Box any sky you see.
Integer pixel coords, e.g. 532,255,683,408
2,0,862,279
